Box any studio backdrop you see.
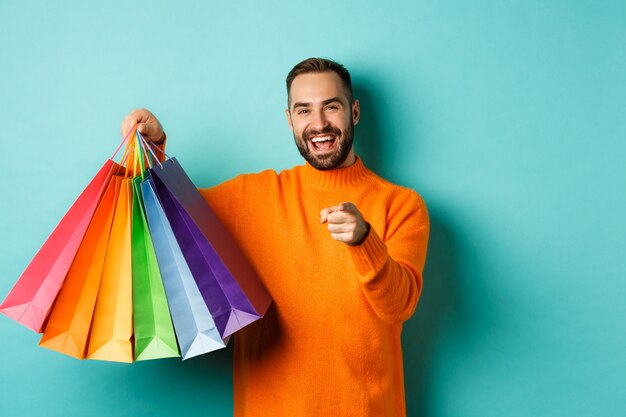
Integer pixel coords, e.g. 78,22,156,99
0,1,624,416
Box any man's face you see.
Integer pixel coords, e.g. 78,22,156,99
286,72,360,170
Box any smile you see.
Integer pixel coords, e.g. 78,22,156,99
309,135,337,152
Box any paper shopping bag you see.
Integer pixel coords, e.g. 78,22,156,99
131,177,179,361
86,177,134,363
140,176,227,360
149,159,271,337
151,173,258,338
38,176,121,359
0,160,116,332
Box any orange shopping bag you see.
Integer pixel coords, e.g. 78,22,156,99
86,177,134,363
38,174,122,359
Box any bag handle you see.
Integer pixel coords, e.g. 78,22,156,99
109,124,168,178
132,131,146,178
111,123,138,160
137,131,165,168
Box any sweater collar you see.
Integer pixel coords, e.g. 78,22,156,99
301,156,370,189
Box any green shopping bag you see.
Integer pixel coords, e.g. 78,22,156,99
131,176,179,360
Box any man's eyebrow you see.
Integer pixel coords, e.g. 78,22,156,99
292,102,311,110
292,97,344,110
321,97,343,105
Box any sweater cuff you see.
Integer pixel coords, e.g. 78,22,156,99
347,226,389,282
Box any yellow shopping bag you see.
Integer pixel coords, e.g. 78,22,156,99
86,177,134,363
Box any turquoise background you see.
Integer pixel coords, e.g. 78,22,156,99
1,1,624,416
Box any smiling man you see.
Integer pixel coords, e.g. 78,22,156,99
122,57,430,417
287,70,357,171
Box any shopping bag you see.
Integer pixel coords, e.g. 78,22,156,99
4,127,271,363
151,173,256,338
38,175,121,359
86,177,134,363
131,177,179,361
140,176,227,360
0,160,116,332
149,158,271,338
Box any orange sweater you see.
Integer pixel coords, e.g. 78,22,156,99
200,157,429,417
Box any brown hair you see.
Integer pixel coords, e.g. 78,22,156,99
286,57,353,103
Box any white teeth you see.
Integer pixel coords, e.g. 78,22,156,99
311,136,334,143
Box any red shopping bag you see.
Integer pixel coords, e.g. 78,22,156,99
0,160,116,332
0,134,136,333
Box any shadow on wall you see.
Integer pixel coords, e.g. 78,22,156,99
352,83,384,175
403,211,461,417
353,81,462,417
152,341,234,408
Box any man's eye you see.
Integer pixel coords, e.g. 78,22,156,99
298,109,309,115
325,105,338,111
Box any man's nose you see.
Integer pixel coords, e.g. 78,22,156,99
311,109,330,130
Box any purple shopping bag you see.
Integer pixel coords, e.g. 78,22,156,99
149,158,272,338
141,176,227,359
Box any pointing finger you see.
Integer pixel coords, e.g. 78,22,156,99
327,210,357,224
320,208,330,224
320,205,343,223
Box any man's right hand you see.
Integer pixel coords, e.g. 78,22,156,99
121,108,166,144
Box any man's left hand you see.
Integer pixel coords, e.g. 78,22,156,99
320,202,370,246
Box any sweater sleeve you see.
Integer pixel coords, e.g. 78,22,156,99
198,174,247,233
347,192,429,324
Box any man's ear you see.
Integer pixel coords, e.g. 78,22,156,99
352,99,361,126
285,109,294,131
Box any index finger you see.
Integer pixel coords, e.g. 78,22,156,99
327,210,356,224
320,205,343,223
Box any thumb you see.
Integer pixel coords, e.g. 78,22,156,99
137,123,163,142
339,202,358,214
138,122,160,138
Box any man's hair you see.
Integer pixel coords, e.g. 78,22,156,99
286,57,353,104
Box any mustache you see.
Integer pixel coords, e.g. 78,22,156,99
303,126,342,141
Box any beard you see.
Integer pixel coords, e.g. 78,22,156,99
293,119,354,171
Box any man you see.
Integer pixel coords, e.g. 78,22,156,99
121,58,429,417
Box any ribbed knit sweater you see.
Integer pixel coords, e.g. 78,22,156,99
199,157,429,417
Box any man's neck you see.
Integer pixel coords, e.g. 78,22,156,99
336,150,356,169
